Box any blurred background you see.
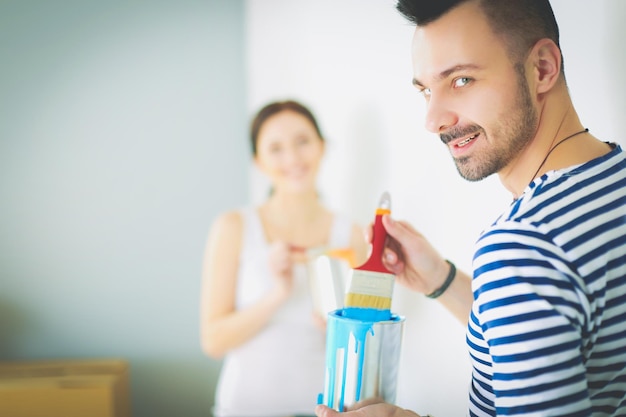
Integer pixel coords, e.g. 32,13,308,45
1,0,624,416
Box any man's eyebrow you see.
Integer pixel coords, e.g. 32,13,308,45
412,78,425,88
412,64,483,88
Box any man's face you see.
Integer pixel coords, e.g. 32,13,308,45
411,1,538,181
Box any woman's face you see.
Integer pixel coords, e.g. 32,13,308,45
254,110,325,194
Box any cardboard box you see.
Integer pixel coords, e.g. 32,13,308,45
0,359,131,417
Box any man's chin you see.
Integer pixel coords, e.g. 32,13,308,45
455,162,493,182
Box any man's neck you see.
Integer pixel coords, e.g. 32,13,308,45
499,88,586,198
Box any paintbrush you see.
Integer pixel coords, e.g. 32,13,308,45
343,191,394,322
290,245,357,268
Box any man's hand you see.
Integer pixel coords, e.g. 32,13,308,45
315,403,421,417
379,215,449,296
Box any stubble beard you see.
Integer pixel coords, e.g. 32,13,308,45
448,65,538,182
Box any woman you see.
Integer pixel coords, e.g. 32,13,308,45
200,100,368,417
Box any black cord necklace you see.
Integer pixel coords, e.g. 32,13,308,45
529,128,589,183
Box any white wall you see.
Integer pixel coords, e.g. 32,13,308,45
245,1,626,415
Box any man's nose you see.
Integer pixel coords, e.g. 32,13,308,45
424,95,458,134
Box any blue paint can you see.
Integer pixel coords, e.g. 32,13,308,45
319,309,405,410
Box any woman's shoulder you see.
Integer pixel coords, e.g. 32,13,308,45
210,208,248,237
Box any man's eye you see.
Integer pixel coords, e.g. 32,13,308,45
419,87,432,98
453,77,471,88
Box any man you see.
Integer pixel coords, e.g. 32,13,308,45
316,0,626,416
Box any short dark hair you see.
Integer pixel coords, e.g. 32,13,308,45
250,100,324,156
396,0,563,72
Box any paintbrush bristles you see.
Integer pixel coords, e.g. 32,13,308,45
343,270,394,309
344,294,392,309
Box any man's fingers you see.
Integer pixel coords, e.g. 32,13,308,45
315,405,339,417
382,215,406,260
382,215,417,240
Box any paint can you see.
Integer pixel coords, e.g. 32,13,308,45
319,309,405,410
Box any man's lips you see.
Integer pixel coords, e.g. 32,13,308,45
453,132,480,148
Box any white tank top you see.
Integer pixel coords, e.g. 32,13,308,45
213,207,353,417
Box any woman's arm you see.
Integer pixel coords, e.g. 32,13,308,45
199,211,290,358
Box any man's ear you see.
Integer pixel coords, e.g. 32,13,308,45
529,38,562,94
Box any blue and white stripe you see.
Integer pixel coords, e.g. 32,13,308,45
468,144,626,416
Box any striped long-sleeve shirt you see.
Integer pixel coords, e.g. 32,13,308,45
468,143,626,416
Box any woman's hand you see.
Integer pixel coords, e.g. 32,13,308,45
268,241,295,300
